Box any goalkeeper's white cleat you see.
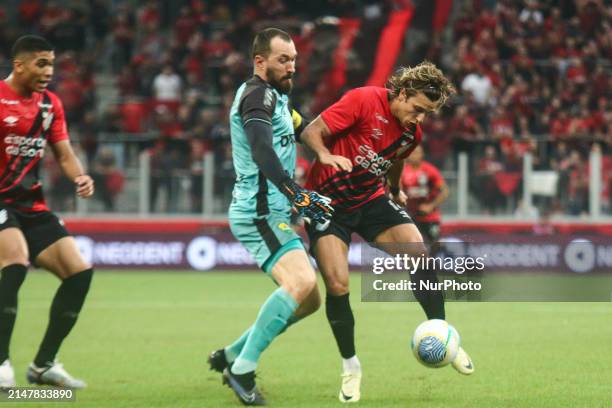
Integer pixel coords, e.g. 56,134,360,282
0,359,16,389
27,361,87,389
451,347,474,375
338,370,361,403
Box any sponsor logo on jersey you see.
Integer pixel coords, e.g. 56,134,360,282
38,102,53,109
0,209,7,224
280,133,295,147
0,99,18,105
4,134,47,158
3,116,18,127
355,144,393,176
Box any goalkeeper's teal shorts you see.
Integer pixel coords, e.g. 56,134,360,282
229,212,305,273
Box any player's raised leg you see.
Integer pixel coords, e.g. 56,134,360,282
313,235,362,403
27,236,93,389
0,227,29,389
374,223,473,374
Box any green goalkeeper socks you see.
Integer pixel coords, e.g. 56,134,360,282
225,326,252,363
224,314,301,363
231,288,298,374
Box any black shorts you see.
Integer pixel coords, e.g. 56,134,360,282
306,195,413,249
415,221,440,244
0,203,70,263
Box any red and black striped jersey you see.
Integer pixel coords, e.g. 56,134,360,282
401,161,444,223
305,87,422,211
0,81,69,212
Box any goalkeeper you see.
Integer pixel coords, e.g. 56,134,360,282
207,28,333,406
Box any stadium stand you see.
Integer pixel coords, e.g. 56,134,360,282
0,0,608,216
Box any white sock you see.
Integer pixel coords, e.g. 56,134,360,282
342,355,361,373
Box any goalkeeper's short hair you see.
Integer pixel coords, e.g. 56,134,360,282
252,28,292,59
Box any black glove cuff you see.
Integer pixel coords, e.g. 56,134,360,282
389,186,400,196
279,177,301,200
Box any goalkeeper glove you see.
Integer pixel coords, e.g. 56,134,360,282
281,179,334,223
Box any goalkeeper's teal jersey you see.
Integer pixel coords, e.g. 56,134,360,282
229,75,296,219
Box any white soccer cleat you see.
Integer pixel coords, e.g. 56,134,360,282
451,347,474,375
27,361,87,389
338,371,361,403
0,359,16,389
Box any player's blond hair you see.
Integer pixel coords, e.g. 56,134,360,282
387,61,456,110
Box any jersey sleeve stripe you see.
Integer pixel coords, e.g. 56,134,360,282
255,171,269,216
243,117,272,126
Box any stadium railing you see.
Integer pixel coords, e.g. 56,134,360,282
46,135,610,221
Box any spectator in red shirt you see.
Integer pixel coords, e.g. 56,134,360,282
476,145,505,213
489,106,514,141
119,97,147,133
174,6,197,44
18,0,42,26
91,148,125,211
421,112,450,170
448,105,484,151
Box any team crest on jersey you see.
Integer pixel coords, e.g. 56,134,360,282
277,222,292,233
3,116,18,127
371,128,383,139
42,112,54,131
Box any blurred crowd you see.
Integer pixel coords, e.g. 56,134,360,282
0,0,609,216
437,0,611,216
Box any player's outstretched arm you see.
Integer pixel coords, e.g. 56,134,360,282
301,116,352,172
50,140,94,198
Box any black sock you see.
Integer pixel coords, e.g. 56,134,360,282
326,293,355,359
0,264,27,362
34,269,93,367
412,267,445,320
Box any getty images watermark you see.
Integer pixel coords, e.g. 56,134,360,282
370,253,485,293
360,242,487,302
360,239,612,302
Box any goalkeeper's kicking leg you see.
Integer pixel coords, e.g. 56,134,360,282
210,249,320,406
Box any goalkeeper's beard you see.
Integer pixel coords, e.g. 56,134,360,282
267,68,293,94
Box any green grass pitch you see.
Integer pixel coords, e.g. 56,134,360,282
4,270,612,407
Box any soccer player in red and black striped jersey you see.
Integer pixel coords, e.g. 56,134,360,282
302,62,473,402
0,36,94,389
401,145,449,245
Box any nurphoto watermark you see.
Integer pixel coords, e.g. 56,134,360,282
360,240,612,302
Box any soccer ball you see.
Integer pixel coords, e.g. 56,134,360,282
411,319,460,368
